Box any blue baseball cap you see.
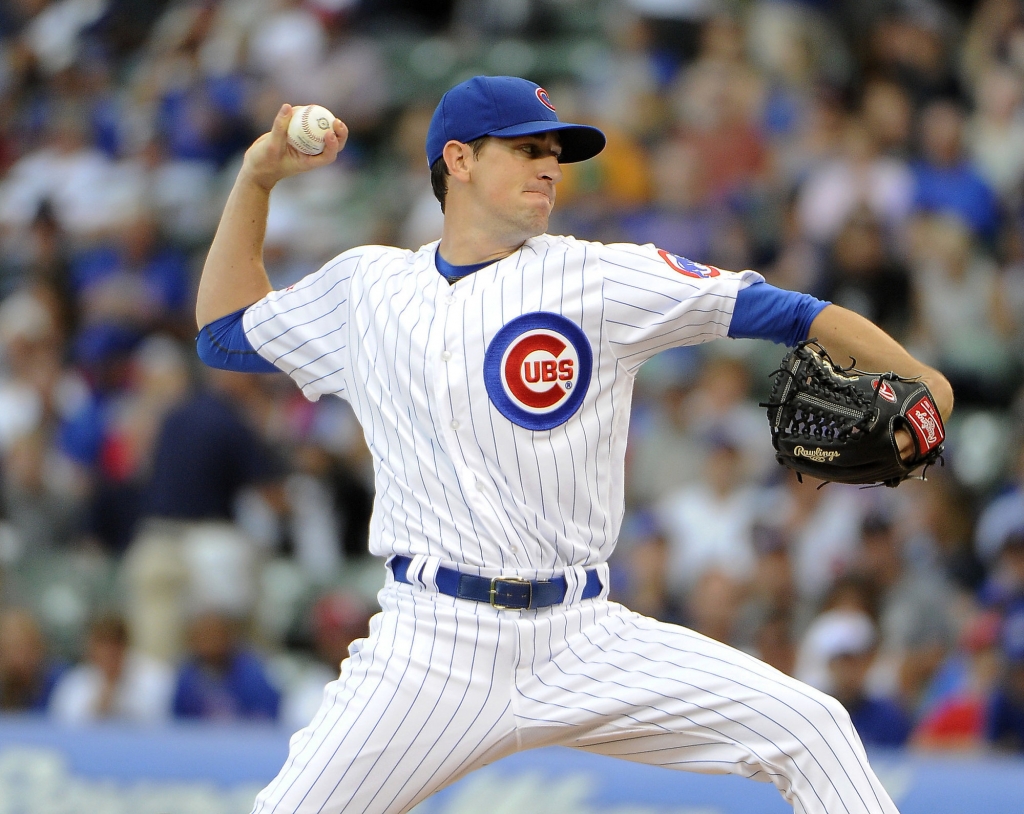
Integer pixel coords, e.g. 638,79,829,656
426,75,606,168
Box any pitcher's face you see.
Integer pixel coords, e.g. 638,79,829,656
469,133,563,237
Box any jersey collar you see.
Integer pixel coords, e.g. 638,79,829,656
434,248,494,284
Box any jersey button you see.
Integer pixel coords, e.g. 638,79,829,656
441,351,452,362
475,480,485,491
450,420,459,430
445,295,456,305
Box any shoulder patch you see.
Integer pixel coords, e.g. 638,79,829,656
658,250,720,279
483,313,592,430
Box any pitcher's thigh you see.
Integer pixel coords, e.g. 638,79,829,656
525,605,897,814
253,593,519,814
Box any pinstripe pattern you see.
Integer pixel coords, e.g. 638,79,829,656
243,236,761,574
243,235,899,814
252,586,897,814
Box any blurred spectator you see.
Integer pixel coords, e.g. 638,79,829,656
552,124,653,240
583,9,672,141
771,88,846,197
865,4,960,106
799,609,913,748
979,528,1024,614
614,138,747,269
61,320,143,448
49,613,173,724
912,99,1000,241
84,333,191,555
123,369,287,662
681,354,771,481
70,212,192,333
279,592,371,732
624,348,703,507
762,192,824,296
611,509,681,622
0,200,72,302
860,78,914,158
655,432,760,603
913,609,1002,750
797,117,914,246
0,105,138,238
620,0,721,67
976,440,1024,569
909,475,985,599
287,438,373,575
735,524,797,664
686,568,746,646
965,63,1024,199
962,0,1024,99
907,213,1016,405
626,343,772,506
172,610,280,722
987,606,1024,750
794,574,880,690
855,512,957,711
747,0,850,109
93,0,172,62
126,138,219,249
0,607,65,713
378,105,442,250
20,0,108,76
819,208,911,340
0,287,90,554
763,476,868,610
750,608,797,679
669,16,767,207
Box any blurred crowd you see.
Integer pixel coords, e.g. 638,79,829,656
2,0,1024,752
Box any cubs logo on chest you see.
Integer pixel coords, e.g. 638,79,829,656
483,313,592,430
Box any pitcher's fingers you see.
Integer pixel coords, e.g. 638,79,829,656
319,128,340,161
310,129,341,164
270,104,293,144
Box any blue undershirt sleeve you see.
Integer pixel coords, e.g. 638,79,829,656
727,281,830,347
196,306,279,373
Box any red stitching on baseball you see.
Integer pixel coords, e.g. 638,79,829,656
301,108,323,144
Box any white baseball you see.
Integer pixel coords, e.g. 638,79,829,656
286,104,337,155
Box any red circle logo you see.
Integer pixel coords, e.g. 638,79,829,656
502,330,579,411
484,313,592,430
536,88,557,112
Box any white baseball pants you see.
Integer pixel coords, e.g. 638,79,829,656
252,580,899,814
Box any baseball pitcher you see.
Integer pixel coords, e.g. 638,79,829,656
196,76,953,814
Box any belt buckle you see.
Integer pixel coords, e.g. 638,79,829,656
490,576,532,609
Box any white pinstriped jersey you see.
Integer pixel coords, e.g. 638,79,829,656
243,234,762,575
244,233,900,814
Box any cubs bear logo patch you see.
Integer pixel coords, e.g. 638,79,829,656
658,250,721,278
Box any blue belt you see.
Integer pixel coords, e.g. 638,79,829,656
390,555,602,610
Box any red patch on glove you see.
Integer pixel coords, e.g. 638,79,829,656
906,396,944,453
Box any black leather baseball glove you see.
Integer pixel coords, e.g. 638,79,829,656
762,340,945,487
